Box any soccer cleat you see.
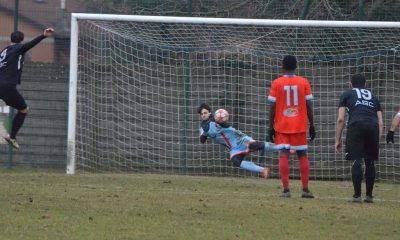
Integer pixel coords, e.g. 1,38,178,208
363,195,374,203
4,135,19,149
280,189,291,198
261,167,270,179
301,189,315,198
349,196,362,203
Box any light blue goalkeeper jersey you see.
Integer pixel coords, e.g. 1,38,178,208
199,122,253,158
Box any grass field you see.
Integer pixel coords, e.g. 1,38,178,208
0,170,399,240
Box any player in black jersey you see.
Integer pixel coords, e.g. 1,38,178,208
0,28,54,149
335,74,383,203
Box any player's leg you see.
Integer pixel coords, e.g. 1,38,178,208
345,126,364,202
230,153,269,178
275,132,291,196
297,150,309,189
248,141,277,152
11,108,28,139
279,150,290,197
248,141,272,178
2,88,28,149
364,159,375,203
296,150,314,198
363,125,379,203
290,132,314,198
350,159,363,202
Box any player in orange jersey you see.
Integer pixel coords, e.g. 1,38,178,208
268,55,316,198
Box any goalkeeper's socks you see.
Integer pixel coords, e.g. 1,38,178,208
264,142,279,152
240,161,263,173
299,156,310,189
279,155,289,189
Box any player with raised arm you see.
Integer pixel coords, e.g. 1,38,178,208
198,103,276,178
335,74,383,203
0,28,54,149
268,55,316,198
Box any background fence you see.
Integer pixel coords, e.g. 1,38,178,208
1,0,400,175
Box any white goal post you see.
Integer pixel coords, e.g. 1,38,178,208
68,13,400,182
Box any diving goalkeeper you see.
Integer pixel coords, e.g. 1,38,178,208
198,103,277,178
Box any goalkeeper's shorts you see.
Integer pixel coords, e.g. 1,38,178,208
229,136,254,158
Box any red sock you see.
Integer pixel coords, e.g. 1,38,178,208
279,155,289,189
299,156,310,189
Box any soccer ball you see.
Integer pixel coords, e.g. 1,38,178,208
214,109,229,123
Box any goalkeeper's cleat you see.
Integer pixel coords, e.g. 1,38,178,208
4,135,19,149
349,195,362,203
363,195,374,203
301,189,315,198
280,189,291,198
261,167,270,179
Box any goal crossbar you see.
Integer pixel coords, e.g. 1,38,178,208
71,13,400,28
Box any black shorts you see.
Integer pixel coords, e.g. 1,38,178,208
345,122,379,161
0,86,27,110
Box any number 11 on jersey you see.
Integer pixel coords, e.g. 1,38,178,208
284,85,298,106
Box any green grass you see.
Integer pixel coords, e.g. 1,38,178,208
0,170,399,240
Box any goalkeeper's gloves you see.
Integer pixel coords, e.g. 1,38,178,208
201,119,210,132
387,130,395,144
268,128,275,143
200,132,208,144
309,125,316,141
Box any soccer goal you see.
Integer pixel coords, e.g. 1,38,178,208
68,13,400,182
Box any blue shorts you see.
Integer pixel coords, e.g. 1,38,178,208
230,136,254,158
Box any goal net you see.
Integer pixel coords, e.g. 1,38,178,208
68,14,400,182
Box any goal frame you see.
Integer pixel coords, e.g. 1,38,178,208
67,13,400,175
